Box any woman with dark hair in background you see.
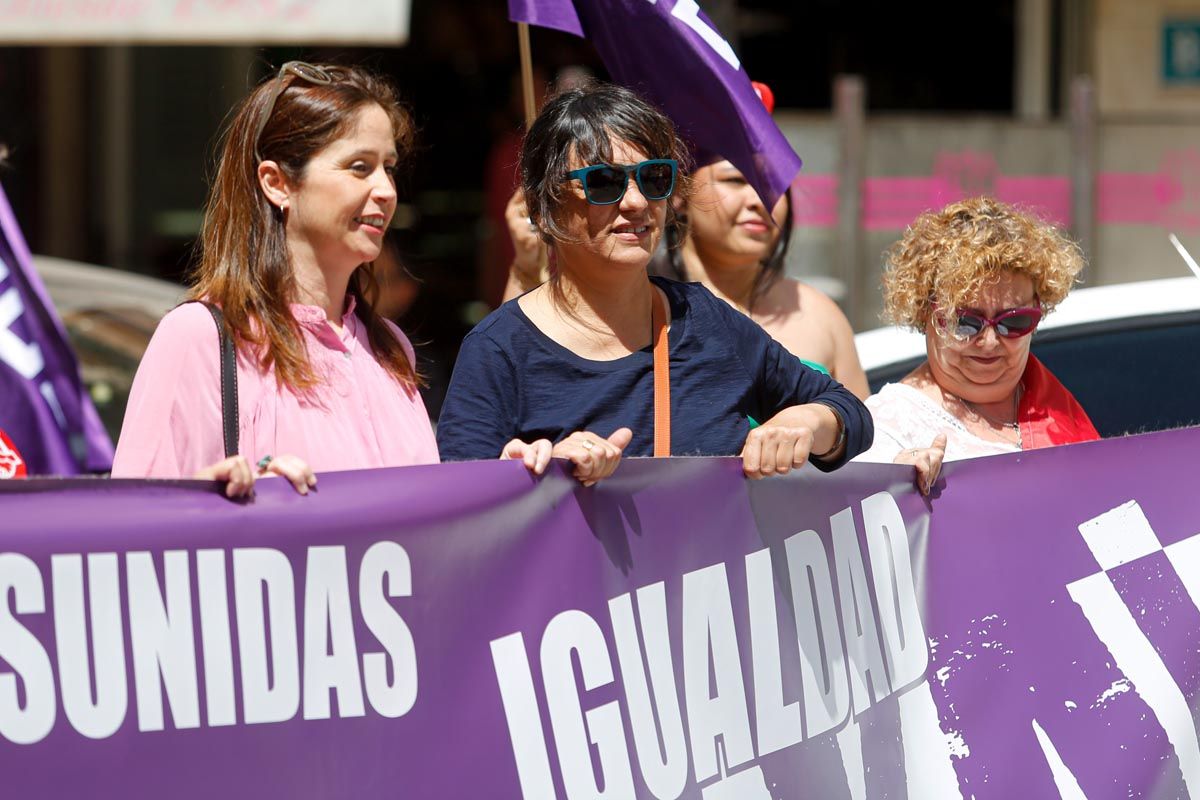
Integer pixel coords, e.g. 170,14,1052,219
113,62,439,495
437,83,871,484
658,168,869,399
656,84,868,399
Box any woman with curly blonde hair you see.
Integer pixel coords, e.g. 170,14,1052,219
857,196,1099,493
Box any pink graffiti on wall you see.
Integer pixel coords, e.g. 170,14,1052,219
1098,149,1200,232
785,148,1200,232
788,174,838,227
792,150,1072,230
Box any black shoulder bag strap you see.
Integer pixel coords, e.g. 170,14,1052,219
186,301,239,459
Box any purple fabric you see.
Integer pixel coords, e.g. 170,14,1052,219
0,181,113,474
508,0,802,211
0,360,75,475
1,429,1199,797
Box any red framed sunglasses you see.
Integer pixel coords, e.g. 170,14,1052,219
935,302,1043,342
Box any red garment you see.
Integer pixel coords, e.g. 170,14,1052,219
0,429,27,478
1018,355,1100,449
479,130,524,309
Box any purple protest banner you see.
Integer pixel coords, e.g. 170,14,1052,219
1,428,1199,797
0,181,113,474
508,0,802,212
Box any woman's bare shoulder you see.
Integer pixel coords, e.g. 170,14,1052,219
793,279,851,317
758,278,849,327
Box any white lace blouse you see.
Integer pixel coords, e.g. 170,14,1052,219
857,382,1020,464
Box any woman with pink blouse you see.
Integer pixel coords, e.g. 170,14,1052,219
112,63,446,496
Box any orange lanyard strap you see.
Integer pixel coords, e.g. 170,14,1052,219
651,289,671,457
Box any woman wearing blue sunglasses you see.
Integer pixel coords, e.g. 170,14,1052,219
437,83,871,483
856,197,1099,494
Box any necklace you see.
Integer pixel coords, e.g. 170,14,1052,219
952,384,1024,448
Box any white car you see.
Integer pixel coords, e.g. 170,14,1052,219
853,277,1200,437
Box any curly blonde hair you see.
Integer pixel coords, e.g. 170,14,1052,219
882,196,1084,332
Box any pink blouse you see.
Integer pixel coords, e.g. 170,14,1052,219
112,300,439,478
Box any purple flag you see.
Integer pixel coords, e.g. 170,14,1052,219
0,181,113,474
509,0,802,211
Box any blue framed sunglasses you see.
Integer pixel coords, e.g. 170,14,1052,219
566,159,678,205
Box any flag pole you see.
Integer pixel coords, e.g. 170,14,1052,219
517,23,537,129
516,22,549,283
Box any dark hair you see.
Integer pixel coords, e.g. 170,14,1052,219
520,82,692,244
192,63,419,391
658,187,794,311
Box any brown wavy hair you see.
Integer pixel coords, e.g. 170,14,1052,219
191,63,419,391
882,196,1084,333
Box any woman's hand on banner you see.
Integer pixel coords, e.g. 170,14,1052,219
257,453,318,495
195,455,256,498
502,437,554,476
194,452,316,498
894,433,948,496
740,422,815,479
552,428,632,487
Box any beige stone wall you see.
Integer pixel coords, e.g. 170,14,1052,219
775,112,1200,328
1095,0,1200,116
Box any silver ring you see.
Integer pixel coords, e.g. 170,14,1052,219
581,440,595,452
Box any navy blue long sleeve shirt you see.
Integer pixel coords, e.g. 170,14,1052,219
436,278,871,470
